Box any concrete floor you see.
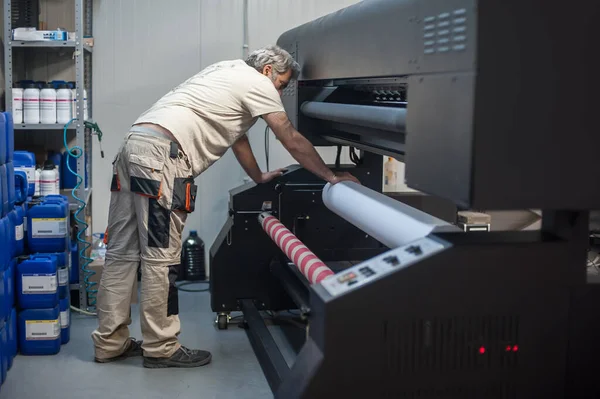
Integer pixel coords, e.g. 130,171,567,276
0,290,274,399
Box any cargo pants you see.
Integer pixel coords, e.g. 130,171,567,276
91,130,197,359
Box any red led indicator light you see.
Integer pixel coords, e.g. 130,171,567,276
479,346,486,354
505,345,512,352
512,345,519,352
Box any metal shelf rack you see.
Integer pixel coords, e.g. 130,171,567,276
3,0,94,311
11,40,93,52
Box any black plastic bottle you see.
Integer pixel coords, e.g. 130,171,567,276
181,230,205,281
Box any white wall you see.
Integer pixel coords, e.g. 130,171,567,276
92,0,360,262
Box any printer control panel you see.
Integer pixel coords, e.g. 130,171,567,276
320,236,450,297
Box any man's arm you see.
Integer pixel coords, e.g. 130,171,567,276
232,134,285,184
263,111,358,185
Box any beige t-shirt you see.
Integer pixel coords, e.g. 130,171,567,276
134,59,285,177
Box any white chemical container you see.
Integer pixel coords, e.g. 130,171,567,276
70,83,89,121
34,167,41,196
12,87,24,124
40,83,57,124
23,84,40,124
56,84,72,124
40,161,59,196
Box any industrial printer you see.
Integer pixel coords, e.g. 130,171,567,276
210,0,600,397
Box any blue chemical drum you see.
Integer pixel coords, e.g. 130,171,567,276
32,253,68,299
14,171,28,205
27,200,68,253
8,206,24,257
0,165,8,218
4,259,15,319
0,216,9,277
4,112,14,163
59,296,70,345
13,151,36,197
6,163,15,210
18,306,61,355
0,324,6,383
17,256,59,310
0,267,5,326
8,308,19,366
7,308,16,368
0,323,5,386
0,113,6,165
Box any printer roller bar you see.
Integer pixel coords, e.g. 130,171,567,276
300,101,406,133
259,213,334,284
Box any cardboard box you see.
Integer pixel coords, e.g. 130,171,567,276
88,259,139,304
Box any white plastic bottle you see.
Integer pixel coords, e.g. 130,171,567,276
23,83,40,124
383,157,398,192
40,83,57,124
40,160,59,195
12,86,24,124
70,83,89,121
56,83,72,124
34,166,42,196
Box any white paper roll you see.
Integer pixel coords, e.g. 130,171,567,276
322,181,455,248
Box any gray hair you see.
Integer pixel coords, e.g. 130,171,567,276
246,45,300,79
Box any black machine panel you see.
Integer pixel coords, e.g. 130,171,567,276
210,161,385,313
276,232,577,398
277,0,600,210
209,1,600,397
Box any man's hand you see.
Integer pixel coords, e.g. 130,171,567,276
260,168,287,184
263,112,361,185
329,171,360,185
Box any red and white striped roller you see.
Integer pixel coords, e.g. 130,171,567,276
259,212,334,284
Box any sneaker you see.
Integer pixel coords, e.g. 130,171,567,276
143,346,212,369
95,338,143,363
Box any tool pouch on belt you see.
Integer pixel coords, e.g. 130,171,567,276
110,154,121,192
129,154,165,198
172,177,197,213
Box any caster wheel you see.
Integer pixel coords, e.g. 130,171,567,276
217,314,229,330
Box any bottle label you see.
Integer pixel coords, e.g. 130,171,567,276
60,310,70,328
16,223,24,240
31,217,67,238
25,319,61,341
58,268,68,286
21,273,58,294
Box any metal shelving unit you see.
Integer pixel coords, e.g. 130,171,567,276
11,40,93,52
14,123,77,130
3,0,94,311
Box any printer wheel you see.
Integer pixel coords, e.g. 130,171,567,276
216,313,229,330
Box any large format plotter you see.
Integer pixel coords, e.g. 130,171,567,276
210,1,600,397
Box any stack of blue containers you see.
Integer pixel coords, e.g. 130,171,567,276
1,111,19,388
19,193,71,354
0,110,76,392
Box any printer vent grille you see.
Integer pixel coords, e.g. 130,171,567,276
381,315,520,374
423,8,468,55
